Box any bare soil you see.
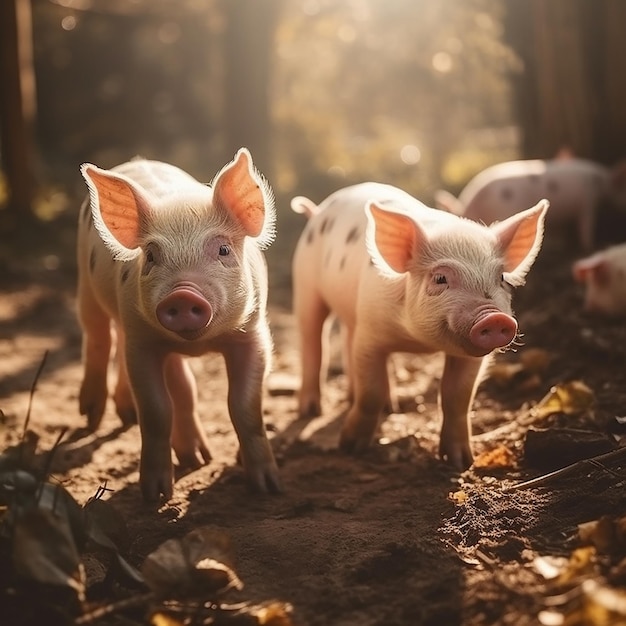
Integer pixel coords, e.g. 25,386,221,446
2,205,626,626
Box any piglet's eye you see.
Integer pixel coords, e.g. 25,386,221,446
434,274,447,285
219,244,230,256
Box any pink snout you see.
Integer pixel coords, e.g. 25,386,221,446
469,312,517,353
156,287,213,338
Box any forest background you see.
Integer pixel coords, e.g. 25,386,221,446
2,0,626,237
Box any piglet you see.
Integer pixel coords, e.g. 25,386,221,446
435,158,626,252
77,149,281,501
572,243,626,315
292,183,548,469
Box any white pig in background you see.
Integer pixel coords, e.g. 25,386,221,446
77,149,281,501
291,183,548,470
435,158,626,251
572,243,626,315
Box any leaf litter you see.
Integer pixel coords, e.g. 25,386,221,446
0,355,294,626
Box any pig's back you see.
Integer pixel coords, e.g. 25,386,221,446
293,183,426,323
460,160,547,223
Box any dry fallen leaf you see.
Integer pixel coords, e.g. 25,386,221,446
472,445,517,469
531,381,595,420
532,554,569,580
556,546,598,585
448,490,467,505
12,507,85,599
142,526,243,599
582,579,626,624
579,515,626,556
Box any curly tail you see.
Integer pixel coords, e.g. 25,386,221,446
290,195,320,219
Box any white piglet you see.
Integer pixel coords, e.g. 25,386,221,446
77,149,281,501
292,183,548,469
572,243,626,315
435,158,626,251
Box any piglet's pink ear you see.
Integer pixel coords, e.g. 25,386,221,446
490,199,549,285
572,255,609,286
81,164,151,256
212,148,275,247
366,201,428,274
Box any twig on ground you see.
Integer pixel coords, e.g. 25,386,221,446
22,350,49,439
503,446,626,492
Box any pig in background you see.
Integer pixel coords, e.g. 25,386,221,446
291,183,548,470
76,148,281,501
435,157,626,252
572,243,626,316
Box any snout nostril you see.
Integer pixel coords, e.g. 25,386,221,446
156,287,213,336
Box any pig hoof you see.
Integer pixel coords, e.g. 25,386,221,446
116,404,137,427
439,445,473,472
247,467,283,494
80,401,107,431
176,447,212,470
79,385,107,430
338,433,371,455
141,474,174,502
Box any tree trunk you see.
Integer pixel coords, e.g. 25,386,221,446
220,0,283,181
0,0,37,230
505,0,626,164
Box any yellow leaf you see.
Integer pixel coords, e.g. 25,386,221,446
448,490,467,505
532,381,595,420
472,445,516,469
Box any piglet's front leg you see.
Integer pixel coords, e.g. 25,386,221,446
438,354,486,471
165,354,212,469
126,347,175,502
223,334,282,494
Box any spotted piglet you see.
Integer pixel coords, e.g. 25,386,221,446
572,243,626,315
77,149,281,501
292,183,548,469
435,158,626,252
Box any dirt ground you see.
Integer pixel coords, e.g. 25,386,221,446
2,200,626,626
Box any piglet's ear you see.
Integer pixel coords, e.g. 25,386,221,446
490,199,549,286
572,255,609,286
366,201,428,274
81,164,152,260
212,148,276,248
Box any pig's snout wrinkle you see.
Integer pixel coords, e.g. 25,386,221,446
469,311,517,352
156,287,213,338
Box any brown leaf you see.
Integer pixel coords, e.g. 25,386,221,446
142,526,243,599
13,507,85,599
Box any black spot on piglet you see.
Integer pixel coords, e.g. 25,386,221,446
346,226,359,244
320,217,335,235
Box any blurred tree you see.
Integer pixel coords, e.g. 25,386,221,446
505,0,626,163
273,0,517,200
220,0,284,180
0,0,38,230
